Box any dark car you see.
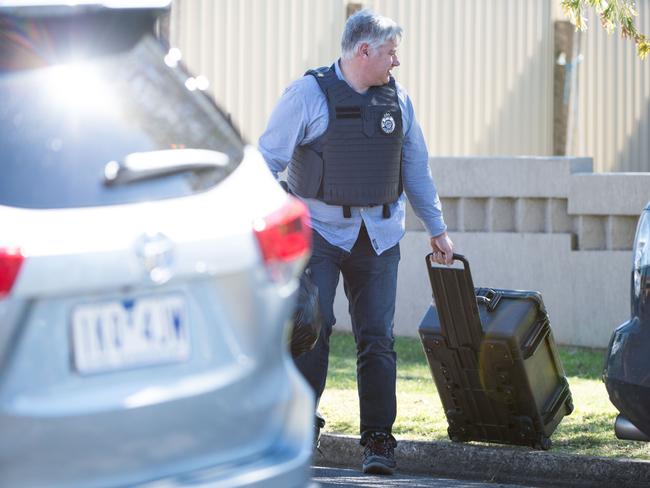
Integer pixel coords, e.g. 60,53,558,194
604,201,650,441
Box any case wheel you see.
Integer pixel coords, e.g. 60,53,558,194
448,427,469,443
565,398,575,415
533,436,552,450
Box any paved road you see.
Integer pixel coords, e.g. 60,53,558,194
312,466,535,487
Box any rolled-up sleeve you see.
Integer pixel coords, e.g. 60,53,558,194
400,94,447,237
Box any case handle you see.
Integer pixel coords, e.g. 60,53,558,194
522,319,550,360
451,253,468,267
476,288,502,312
543,378,572,423
427,253,469,268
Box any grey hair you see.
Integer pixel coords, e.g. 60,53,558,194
341,9,403,60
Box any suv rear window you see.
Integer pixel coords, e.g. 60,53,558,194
0,26,244,209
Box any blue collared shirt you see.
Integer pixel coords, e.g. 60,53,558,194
258,60,446,254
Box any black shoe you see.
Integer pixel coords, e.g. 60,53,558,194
361,431,397,475
314,412,326,450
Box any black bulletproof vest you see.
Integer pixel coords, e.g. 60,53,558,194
288,64,404,209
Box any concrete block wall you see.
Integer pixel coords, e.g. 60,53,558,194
333,157,650,348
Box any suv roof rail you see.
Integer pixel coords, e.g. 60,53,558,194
0,1,171,17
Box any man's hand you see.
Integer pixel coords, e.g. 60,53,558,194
430,231,454,265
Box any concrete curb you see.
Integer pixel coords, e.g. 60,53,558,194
314,433,650,487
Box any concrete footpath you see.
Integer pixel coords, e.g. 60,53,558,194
314,433,650,488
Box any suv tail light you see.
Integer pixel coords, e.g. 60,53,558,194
0,247,24,298
253,197,311,284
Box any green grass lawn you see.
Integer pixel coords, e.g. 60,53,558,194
318,332,650,460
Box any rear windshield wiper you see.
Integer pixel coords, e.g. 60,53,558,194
103,149,230,186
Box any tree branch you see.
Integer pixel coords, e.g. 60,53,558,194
561,0,650,59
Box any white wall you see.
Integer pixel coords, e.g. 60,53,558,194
333,157,650,348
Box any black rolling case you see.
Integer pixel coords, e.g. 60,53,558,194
418,253,573,449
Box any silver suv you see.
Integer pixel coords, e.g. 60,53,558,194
0,2,315,487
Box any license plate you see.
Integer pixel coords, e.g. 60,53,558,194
71,294,190,374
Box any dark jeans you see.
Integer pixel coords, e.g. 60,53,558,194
294,225,400,435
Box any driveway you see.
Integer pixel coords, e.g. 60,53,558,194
313,466,534,487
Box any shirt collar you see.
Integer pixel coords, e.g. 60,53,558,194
334,58,369,94
334,59,345,81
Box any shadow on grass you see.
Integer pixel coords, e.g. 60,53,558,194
323,333,650,460
327,419,358,433
559,346,608,381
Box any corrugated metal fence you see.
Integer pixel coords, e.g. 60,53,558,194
366,0,554,156
170,0,650,173
575,3,650,172
170,0,345,143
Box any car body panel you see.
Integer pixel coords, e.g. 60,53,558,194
0,1,171,16
0,149,314,487
604,202,650,438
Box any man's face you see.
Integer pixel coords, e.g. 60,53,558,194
364,39,400,87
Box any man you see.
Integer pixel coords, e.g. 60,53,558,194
259,9,453,475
